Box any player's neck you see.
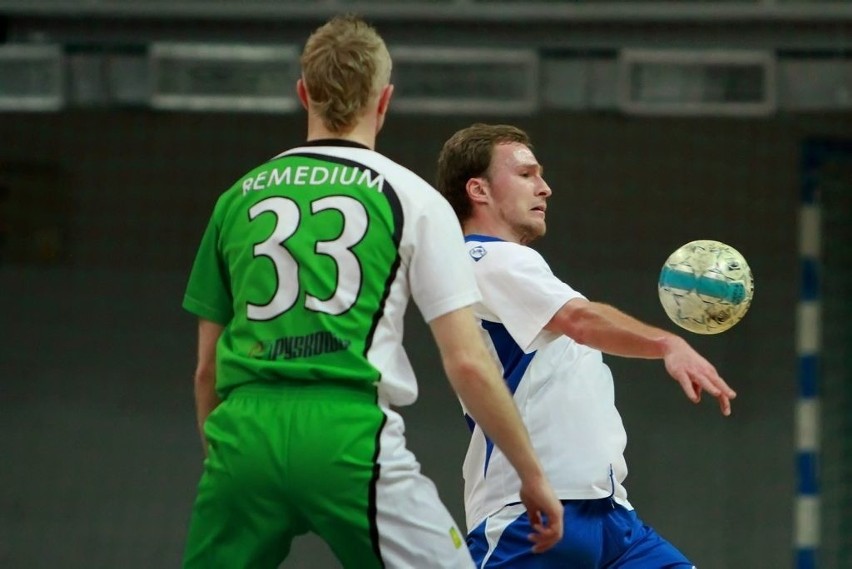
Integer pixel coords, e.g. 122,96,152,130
463,219,522,244
305,116,378,150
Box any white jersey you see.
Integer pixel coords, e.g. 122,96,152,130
461,235,631,532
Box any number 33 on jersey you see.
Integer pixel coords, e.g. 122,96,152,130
184,151,403,392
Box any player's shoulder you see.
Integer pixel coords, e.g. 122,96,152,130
285,145,432,187
363,152,443,201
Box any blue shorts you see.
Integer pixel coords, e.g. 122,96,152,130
467,498,695,568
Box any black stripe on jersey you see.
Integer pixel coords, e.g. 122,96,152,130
298,139,371,151
363,182,403,358
368,404,389,567
276,151,377,174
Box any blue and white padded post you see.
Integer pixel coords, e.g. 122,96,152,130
795,153,821,569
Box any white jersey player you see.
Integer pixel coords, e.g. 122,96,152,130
436,123,737,568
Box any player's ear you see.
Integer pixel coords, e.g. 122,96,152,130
466,177,489,204
296,78,310,110
377,84,394,115
375,84,394,134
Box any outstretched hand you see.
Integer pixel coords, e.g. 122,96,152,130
663,337,737,415
519,477,564,553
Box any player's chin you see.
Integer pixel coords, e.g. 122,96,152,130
518,220,547,244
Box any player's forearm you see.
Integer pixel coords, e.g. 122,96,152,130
193,367,220,455
562,301,679,359
193,318,224,455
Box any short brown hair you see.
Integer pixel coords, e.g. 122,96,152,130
436,123,532,223
300,15,392,134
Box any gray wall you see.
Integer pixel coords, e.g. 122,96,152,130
1,109,850,568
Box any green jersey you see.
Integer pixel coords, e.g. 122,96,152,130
183,140,480,403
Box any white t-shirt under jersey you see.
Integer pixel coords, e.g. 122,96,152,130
461,235,632,532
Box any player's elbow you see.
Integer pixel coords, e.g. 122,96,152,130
193,363,216,391
443,352,494,394
444,353,483,382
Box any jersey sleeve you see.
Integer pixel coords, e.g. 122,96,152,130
182,212,233,325
407,194,481,323
475,243,584,352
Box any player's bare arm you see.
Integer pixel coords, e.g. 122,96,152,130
193,318,223,455
546,298,736,415
430,307,564,553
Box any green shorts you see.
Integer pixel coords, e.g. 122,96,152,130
183,382,472,569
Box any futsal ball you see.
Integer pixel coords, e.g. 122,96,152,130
658,240,754,334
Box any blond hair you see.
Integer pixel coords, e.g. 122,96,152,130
300,15,392,134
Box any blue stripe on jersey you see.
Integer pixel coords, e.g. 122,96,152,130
464,234,505,243
468,320,535,477
482,321,535,395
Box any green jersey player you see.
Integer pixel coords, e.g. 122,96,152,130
181,15,563,569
